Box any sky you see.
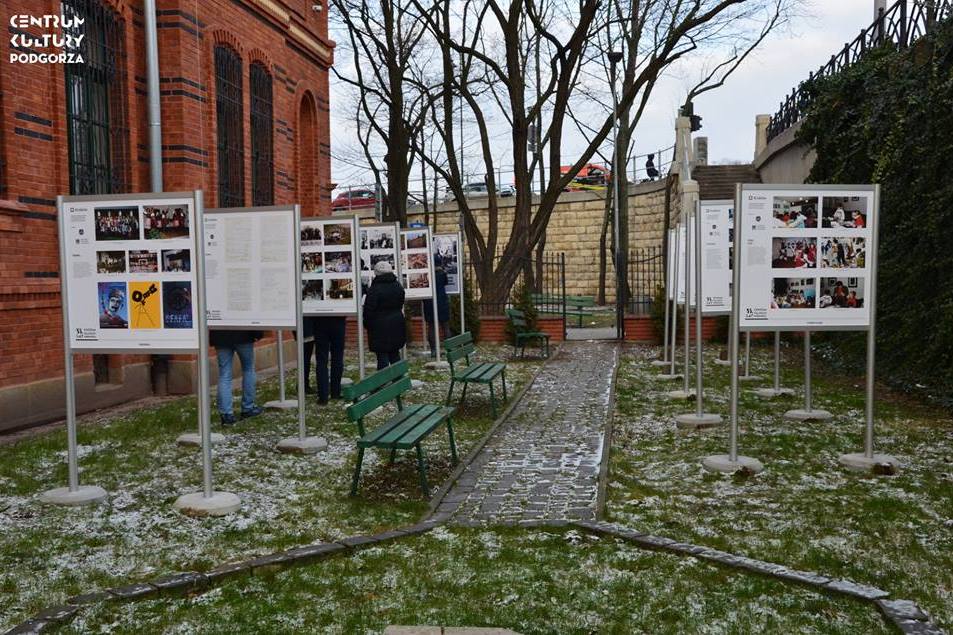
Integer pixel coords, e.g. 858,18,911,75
328,0,877,191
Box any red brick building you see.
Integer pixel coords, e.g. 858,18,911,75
0,0,334,431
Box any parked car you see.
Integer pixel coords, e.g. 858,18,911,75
443,182,515,202
331,189,378,210
559,163,610,191
498,183,516,197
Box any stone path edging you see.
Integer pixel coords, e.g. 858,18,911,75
594,344,621,520
570,520,946,635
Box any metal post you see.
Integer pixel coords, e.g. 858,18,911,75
355,216,366,379
804,330,812,412
458,229,466,335
276,330,286,402
609,54,624,341
683,209,691,394
660,238,671,362
143,0,163,190
694,201,704,417
431,288,443,362
193,191,214,499
561,252,567,340
667,225,680,377
294,208,307,440
864,186,880,459
745,332,752,375
773,331,781,391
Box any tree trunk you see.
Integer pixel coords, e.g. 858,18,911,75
597,190,611,304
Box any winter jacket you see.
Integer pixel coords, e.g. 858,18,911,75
362,272,406,352
209,329,263,348
423,267,451,323
302,315,346,340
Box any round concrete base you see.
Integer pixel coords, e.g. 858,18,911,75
410,379,424,389
738,374,762,382
675,413,724,430
838,452,901,473
656,373,684,381
176,432,226,447
340,377,354,387
276,436,328,455
783,408,833,422
39,485,108,506
410,349,432,358
264,399,298,410
702,454,764,474
713,358,736,367
665,389,696,401
752,387,796,399
173,491,241,517
650,359,671,367
424,361,451,370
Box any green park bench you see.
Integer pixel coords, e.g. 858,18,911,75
443,332,508,418
530,293,596,327
342,360,458,496
505,308,551,358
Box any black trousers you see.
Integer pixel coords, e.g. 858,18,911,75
375,349,402,370
303,317,346,401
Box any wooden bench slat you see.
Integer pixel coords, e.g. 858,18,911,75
366,404,442,448
346,376,412,421
443,332,473,349
391,406,455,450
342,360,409,401
358,404,425,446
474,363,505,382
447,343,477,364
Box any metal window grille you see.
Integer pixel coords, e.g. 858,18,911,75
62,0,130,195
250,62,274,206
215,46,244,207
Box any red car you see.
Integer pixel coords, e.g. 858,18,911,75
331,188,378,211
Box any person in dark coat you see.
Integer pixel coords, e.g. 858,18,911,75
423,255,451,357
209,329,264,425
302,316,346,404
363,260,406,369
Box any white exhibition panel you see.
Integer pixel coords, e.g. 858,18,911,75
62,192,200,351
667,224,696,306
358,222,400,295
400,228,435,300
737,185,875,331
300,216,360,316
699,200,733,315
204,207,297,328
433,232,462,295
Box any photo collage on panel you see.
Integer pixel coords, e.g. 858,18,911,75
300,220,355,305
769,195,868,311
93,204,193,331
401,229,431,292
359,225,397,294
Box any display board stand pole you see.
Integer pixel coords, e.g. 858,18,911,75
704,184,762,474
40,195,108,506
753,331,795,399
652,256,672,367
668,208,693,398
174,190,240,516
839,185,899,472
783,330,833,422
660,226,681,380
677,201,722,428
264,330,297,409
278,205,328,455
425,292,449,370
738,332,761,381
459,229,466,335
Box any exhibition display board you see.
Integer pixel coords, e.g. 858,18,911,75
358,222,400,294
667,224,696,306
698,200,733,315
400,227,435,300
300,216,361,316
433,232,462,295
62,192,200,352
205,206,298,328
737,185,874,331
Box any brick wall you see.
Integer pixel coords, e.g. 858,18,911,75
0,0,333,431
624,315,721,344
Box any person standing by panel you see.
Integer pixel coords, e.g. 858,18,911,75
363,260,406,369
424,255,451,357
302,316,346,404
210,330,264,425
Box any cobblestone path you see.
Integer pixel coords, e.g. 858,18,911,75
442,341,618,524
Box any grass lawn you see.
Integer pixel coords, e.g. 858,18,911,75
607,342,953,631
0,346,541,632
63,526,887,634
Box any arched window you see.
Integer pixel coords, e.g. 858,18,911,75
297,93,318,213
215,45,244,207
62,0,129,194
250,62,274,206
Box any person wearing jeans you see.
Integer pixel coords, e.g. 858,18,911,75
210,330,264,425
302,316,346,404
362,260,406,370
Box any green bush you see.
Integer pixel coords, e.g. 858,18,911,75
450,274,481,341
797,22,953,405
505,281,538,344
